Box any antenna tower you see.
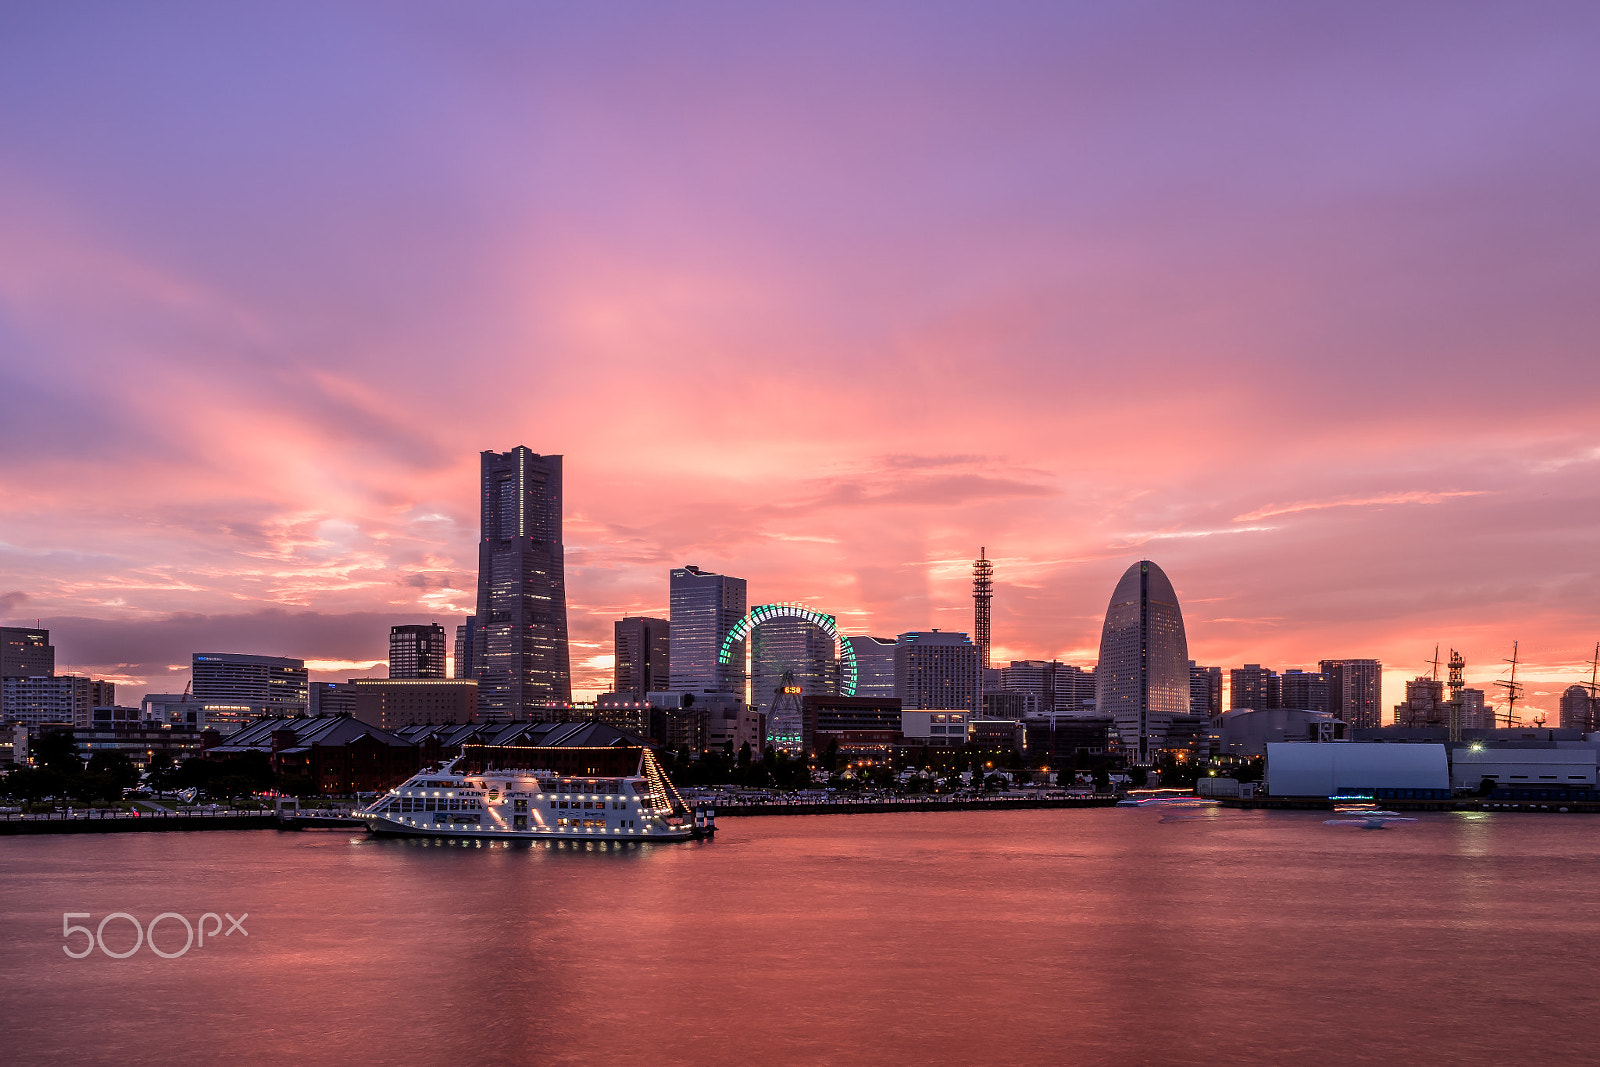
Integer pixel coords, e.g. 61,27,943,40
972,548,993,672
1446,648,1465,742
1428,645,1442,680
1494,641,1523,729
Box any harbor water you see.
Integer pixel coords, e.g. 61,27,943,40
1,807,1596,1065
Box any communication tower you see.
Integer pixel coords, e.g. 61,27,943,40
973,548,994,671
1446,648,1465,743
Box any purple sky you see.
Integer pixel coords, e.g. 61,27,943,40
2,3,1598,717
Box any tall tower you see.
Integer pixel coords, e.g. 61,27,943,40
613,616,670,698
1319,659,1383,731
972,548,994,671
1095,560,1190,764
668,566,747,695
472,447,571,720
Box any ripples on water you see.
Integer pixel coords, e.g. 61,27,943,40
2,808,1596,1066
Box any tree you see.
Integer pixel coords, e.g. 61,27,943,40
2,767,68,802
86,751,140,794
147,751,181,794
738,742,752,767
32,730,83,776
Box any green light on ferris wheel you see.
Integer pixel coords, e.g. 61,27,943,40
719,602,858,697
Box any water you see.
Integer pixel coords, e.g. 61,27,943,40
2,808,1597,1065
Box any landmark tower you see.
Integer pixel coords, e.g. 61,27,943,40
1095,560,1189,764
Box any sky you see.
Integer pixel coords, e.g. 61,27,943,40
2,2,1598,719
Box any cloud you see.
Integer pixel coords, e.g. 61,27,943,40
1232,492,1490,524
0,591,30,615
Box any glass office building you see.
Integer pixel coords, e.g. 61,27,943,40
472,448,571,719
1095,560,1189,764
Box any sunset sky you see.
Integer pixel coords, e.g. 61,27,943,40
2,3,1598,719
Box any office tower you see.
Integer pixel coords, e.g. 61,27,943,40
1320,659,1382,730
614,616,670,698
1229,665,1280,711
753,616,838,723
1278,669,1330,713
1396,676,1446,727
1189,663,1223,718
1459,688,1492,730
1560,685,1596,731
191,653,309,717
669,565,747,695
1000,660,1096,716
1095,560,1190,764
472,448,572,718
973,548,993,670
0,627,54,679
0,675,112,728
847,636,897,698
894,631,981,714
454,617,476,679
389,623,448,679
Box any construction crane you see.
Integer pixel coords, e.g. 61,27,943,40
1494,641,1524,729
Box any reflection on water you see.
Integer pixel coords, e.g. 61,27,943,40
2,809,1596,1065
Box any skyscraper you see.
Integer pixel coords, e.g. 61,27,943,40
1095,560,1190,764
614,616,670,697
472,448,571,718
1000,660,1096,716
1395,676,1446,727
1320,659,1382,730
1279,669,1330,713
453,617,476,679
1230,665,1281,711
1189,663,1222,717
847,636,897,698
1560,684,1595,732
894,631,981,714
669,566,747,695
389,623,448,679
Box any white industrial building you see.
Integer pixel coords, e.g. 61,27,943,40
1265,742,1450,798
1450,747,1598,792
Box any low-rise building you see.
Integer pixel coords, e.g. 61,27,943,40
75,720,207,766
1265,742,1450,799
1450,746,1598,792
1217,708,1346,757
804,695,902,760
900,710,971,749
1022,714,1116,760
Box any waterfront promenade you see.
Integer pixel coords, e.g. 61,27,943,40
706,794,1120,816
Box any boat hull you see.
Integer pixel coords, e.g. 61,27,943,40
362,814,710,842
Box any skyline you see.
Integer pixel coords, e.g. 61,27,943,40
3,4,1599,719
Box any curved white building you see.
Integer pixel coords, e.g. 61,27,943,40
1095,560,1189,764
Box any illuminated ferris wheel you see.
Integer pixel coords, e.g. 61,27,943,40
718,602,859,697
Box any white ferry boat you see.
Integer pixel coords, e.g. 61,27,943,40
360,743,714,842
